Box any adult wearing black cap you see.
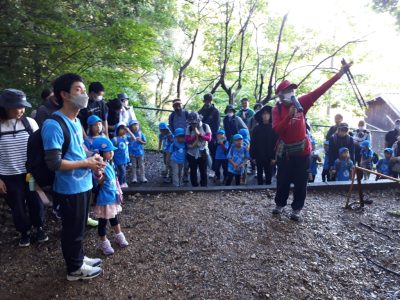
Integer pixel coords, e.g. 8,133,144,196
328,122,355,179
198,93,220,171
385,119,400,148
223,104,247,142
118,93,137,126
0,89,47,247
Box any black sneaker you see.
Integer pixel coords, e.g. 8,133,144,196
37,227,49,243
19,232,31,247
290,210,301,221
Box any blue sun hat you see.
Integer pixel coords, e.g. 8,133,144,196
159,122,168,130
87,115,102,126
92,137,117,152
217,129,225,135
174,128,185,137
339,147,349,155
360,140,371,148
233,134,243,141
384,148,394,154
129,119,139,126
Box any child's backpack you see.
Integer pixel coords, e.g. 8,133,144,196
26,115,71,188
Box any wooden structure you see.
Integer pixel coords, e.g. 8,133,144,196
366,94,400,151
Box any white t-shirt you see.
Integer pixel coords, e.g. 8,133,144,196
119,106,137,125
0,117,39,175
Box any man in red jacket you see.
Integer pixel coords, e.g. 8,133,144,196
272,62,352,221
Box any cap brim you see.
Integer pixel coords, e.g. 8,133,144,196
0,100,32,108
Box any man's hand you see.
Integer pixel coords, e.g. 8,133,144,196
0,179,7,194
289,106,297,118
339,61,353,76
194,127,201,135
86,154,106,173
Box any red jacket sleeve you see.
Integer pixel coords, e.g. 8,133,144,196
300,72,342,113
185,135,196,144
272,106,291,136
199,132,212,142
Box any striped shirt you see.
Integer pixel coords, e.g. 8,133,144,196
0,117,38,175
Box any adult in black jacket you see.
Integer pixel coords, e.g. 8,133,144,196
250,105,278,185
35,95,61,128
223,104,247,142
385,119,400,148
106,98,122,138
325,113,343,141
198,93,220,168
328,123,355,177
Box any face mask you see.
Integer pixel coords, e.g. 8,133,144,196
282,92,294,101
396,125,400,130
71,94,89,109
358,126,365,130
95,95,103,101
227,112,234,118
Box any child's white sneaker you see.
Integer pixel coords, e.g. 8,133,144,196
121,183,128,188
141,177,148,183
100,239,114,255
114,232,129,248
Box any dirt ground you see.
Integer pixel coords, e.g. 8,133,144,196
0,188,399,300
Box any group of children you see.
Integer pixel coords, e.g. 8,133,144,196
158,105,277,187
312,138,395,182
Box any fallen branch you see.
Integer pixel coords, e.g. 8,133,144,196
359,222,392,240
364,255,400,277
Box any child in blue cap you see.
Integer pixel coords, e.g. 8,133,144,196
112,122,135,188
170,128,187,187
92,137,129,256
158,122,174,183
128,120,147,183
214,129,229,184
226,134,250,186
333,147,354,181
376,148,394,180
84,115,106,154
360,140,373,180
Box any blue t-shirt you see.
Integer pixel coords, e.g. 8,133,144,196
215,141,230,160
159,133,174,153
96,162,119,206
128,131,146,157
323,152,330,170
361,148,373,159
310,155,318,176
42,111,92,194
112,135,130,166
170,141,186,164
376,158,390,175
334,158,354,181
227,145,250,175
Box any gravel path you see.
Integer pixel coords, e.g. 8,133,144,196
0,188,399,299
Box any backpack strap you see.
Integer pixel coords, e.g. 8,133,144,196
50,114,71,158
20,116,33,135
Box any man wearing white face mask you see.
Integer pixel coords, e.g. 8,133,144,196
223,104,247,142
385,119,400,148
42,74,106,281
272,62,352,221
78,82,108,136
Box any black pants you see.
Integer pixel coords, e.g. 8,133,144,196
187,154,208,187
214,159,228,180
275,155,310,211
321,169,333,182
226,172,241,186
55,190,90,273
0,174,44,233
208,139,217,170
98,216,119,237
256,160,273,185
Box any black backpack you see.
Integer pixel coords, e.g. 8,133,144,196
26,115,71,188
